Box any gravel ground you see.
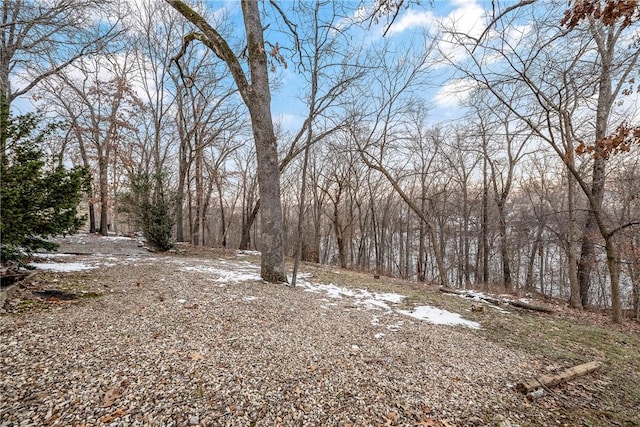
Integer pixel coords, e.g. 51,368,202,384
1,234,542,426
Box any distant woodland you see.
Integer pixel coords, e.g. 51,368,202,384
1,0,639,321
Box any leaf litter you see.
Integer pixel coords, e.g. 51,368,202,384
0,233,604,426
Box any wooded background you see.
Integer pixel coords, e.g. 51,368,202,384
2,0,639,320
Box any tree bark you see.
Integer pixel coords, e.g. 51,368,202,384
166,0,286,282
98,154,109,236
516,361,601,393
577,22,614,308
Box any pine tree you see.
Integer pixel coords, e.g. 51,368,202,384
120,172,175,252
0,114,89,264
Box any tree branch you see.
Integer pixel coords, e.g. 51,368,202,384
165,0,250,97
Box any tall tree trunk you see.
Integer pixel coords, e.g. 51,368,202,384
462,184,471,287
577,23,613,308
88,203,96,234
567,167,581,308
240,0,286,282
417,184,427,282
481,146,490,289
604,236,622,322
98,155,109,236
334,201,347,269
192,142,202,246
175,118,188,242
76,130,96,233
167,0,286,282
240,201,259,250
216,176,227,248
525,225,543,291
497,202,512,292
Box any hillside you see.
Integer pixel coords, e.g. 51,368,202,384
1,234,639,426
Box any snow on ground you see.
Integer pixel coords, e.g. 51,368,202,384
296,279,478,328
398,306,480,329
235,250,261,257
34,253,74,258
445,289,510,313
179,265,263,283
32,235,480,329
29,262,96,272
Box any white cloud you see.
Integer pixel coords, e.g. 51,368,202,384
386,10,436,35
442,0,486,38
504,23,532,46
436,0,489,64
433,78,478,109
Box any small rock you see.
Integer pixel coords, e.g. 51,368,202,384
188,415,199,425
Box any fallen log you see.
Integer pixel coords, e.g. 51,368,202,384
516,361,602,393
438,287,554,313
438,287,467,295
507,299,554,314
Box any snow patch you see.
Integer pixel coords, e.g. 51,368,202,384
398,305,480,329
179,265,262,283
236,250,261,256
29,262,95,272
300,282,405,306
358,298,392,312
445,289,510,313
34,253,73,258
386,321,404,331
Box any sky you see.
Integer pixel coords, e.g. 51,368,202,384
265,0,496,130
11,0,638,134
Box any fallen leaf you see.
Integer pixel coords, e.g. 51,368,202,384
100,408,126,423
188,352,204,361
45,410,59,423
383,411,399,425
101,387,121,408
416,417,440,427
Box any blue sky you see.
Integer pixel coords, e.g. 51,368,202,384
9,0,511,127
265,0,496,130
195,0,500,132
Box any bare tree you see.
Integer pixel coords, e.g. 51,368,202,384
451,1,639,320
51,52,144,235
0,0,122,159
166,0,287,282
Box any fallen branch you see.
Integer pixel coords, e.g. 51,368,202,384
438,287,467,296
516,361,602,393
438,287,554,313
507,299,554,314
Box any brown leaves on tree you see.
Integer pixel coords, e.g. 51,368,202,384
268,42,287,73
562,0,640,29
576,121,640,159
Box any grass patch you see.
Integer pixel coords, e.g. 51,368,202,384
479,308,640,425
296,263,640,425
